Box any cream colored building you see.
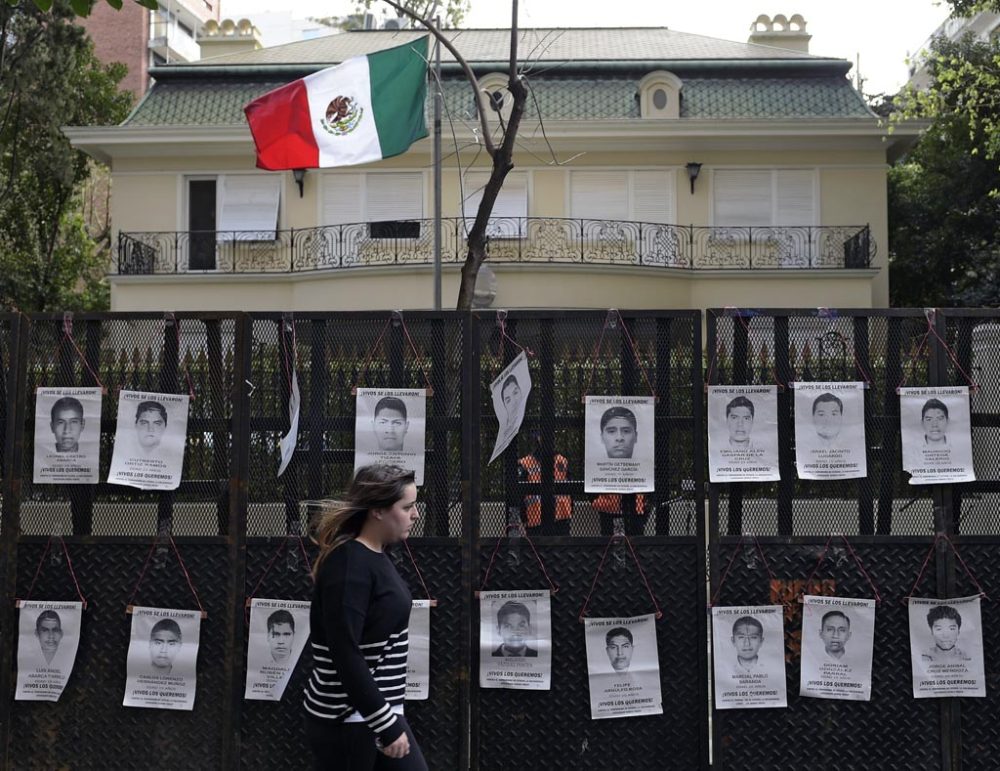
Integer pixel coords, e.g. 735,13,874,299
66,19,920,312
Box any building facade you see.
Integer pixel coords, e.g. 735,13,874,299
66,22,921,311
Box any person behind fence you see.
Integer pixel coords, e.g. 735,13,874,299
594,492,646,536
518,434,572,536
372,397,410,453
267,609,295,664
731,615,764,673
922,605,971,663
304,464,427,771
921,398,949,446
50,397,85,453
492,601,538,657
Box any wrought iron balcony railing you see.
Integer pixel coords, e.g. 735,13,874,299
116,219,875,275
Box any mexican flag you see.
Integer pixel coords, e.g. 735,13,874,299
244,37,429,170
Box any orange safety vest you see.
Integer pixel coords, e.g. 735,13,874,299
518,454,572,527
593,493,646,515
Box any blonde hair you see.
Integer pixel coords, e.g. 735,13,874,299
310,464,416,579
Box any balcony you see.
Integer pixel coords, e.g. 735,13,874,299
117,219,875,275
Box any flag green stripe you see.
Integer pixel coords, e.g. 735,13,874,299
367,37,429,159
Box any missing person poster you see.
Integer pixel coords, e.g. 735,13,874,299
108,390,190,490
707,386,780,483
406,599,431,701
489,352,532,464
354,388,426,486
711,605,787,709
584,614,662,720
899,387,975,485
244,598,311,701
123,607,201,711
908,595,985,698
799,595,876,701
33,387,102,484
277,372,300,477
793,382,867,480
583,396,655,494
15,601,83,702
479,589,551,691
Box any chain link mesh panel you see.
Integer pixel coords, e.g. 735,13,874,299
7,540,231,769
710,539,942,769
246,313,464,538
474,311,702,538
940,310,1000,535
0,313,16,535
707,310,936,537
473,540,707,770
18,314,238,537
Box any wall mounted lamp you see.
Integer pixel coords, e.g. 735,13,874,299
293,168,306,198
685,162,702,194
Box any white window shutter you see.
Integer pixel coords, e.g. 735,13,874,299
713,170,771,227
366,173,423,221
216,175,281,239
631,170,674,223
775,170,815,226
462,172,527,236
321,173,363,225
571,171,627,221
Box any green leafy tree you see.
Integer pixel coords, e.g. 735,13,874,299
0,1,131,311
897,1,1000,165
16,0,157,17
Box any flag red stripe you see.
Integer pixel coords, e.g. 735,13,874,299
244,79,319,171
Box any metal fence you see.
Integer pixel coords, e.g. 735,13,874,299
117,221,875,274
0,309,995,769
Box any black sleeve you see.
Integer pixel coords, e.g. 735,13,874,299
322,548,404,743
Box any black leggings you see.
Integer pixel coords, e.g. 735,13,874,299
306,715,428,771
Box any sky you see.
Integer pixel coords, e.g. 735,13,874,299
220,0,954,96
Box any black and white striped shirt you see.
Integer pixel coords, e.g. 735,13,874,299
305,540,412,744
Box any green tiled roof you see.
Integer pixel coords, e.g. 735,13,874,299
124,74,872,126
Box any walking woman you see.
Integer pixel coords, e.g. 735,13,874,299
304,464,428,770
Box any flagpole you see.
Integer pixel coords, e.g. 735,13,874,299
433,16,443,311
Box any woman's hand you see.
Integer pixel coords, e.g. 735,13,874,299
381,732,410,759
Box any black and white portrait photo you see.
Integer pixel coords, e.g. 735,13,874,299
584,396,654,494
245,598,311,701
584,615,662,720
479,590,551,690
908,595,985,698
33,387,102,484
124,607,201,711
707,386,780,482
899,387,975,485
793,382,867,480
488,351,532,463
711,606,788,709
354,388,426,485
15,601,83,702
108,390,190,490
799,595,875,701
